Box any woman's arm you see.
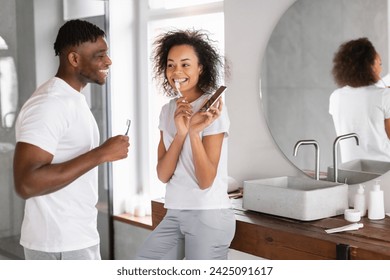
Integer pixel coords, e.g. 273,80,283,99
189,132,224,189
189,100,225,189
156,131,186,183
156,98,192,183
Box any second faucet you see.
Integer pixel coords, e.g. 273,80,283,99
333,133,360,183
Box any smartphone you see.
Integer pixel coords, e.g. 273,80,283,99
199,86,227,112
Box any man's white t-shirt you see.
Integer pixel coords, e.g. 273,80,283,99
15,77,100,252
159,94,231,210
329,85,390,162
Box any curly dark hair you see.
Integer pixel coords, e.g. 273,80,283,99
54,19,105,56
332,37,378,87
152,29,227,97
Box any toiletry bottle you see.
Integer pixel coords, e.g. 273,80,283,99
368,180,385,220
354,184,366,217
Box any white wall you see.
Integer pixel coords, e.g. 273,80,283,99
33,0,62,86
225,0,301,184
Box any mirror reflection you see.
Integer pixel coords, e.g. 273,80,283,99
261,0,390,183
0,37,18,129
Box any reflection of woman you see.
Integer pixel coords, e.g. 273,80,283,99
329,37,390,162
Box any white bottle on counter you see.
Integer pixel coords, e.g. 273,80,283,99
354,184,366,217
368,180,385,220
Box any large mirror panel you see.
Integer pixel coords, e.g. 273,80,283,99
261,0,389,182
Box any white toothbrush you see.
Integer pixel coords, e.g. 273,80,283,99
325,223,363,234
175,81,183,98
125,119,131,136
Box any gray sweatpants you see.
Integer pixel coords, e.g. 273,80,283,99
137,209,236,260
24,244,101,260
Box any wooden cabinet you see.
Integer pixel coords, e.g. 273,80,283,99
151,198,390,259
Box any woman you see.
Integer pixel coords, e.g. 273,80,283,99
137,29,235,260
329,37,390,162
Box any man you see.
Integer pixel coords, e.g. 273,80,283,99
13,19,129,260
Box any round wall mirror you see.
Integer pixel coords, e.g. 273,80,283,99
261,0,389,183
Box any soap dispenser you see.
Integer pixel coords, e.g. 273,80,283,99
368,180,385,220
354,184,366,217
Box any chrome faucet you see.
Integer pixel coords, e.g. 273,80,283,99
293,140,320,180
333,133,360,183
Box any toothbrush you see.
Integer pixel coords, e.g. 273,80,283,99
175,81,183,98
125,119,131,136
325,223,364,234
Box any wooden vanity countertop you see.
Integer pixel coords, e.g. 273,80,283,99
151,198,390,260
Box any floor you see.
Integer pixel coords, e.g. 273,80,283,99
0,252,15,260
0,235,24,260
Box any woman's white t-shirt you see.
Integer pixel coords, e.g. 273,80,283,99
159,94,231,210
329,85,390,162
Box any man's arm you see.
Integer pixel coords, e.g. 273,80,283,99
13,135,129,199
385,118,390,139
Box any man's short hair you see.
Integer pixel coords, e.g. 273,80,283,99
53,19,105,56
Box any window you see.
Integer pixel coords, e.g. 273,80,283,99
110,0,224,215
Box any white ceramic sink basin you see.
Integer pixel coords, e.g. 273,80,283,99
243,176,348,221
327,159,390,184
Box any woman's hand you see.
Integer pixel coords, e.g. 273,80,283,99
174,97,193,136
189,99,223,135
